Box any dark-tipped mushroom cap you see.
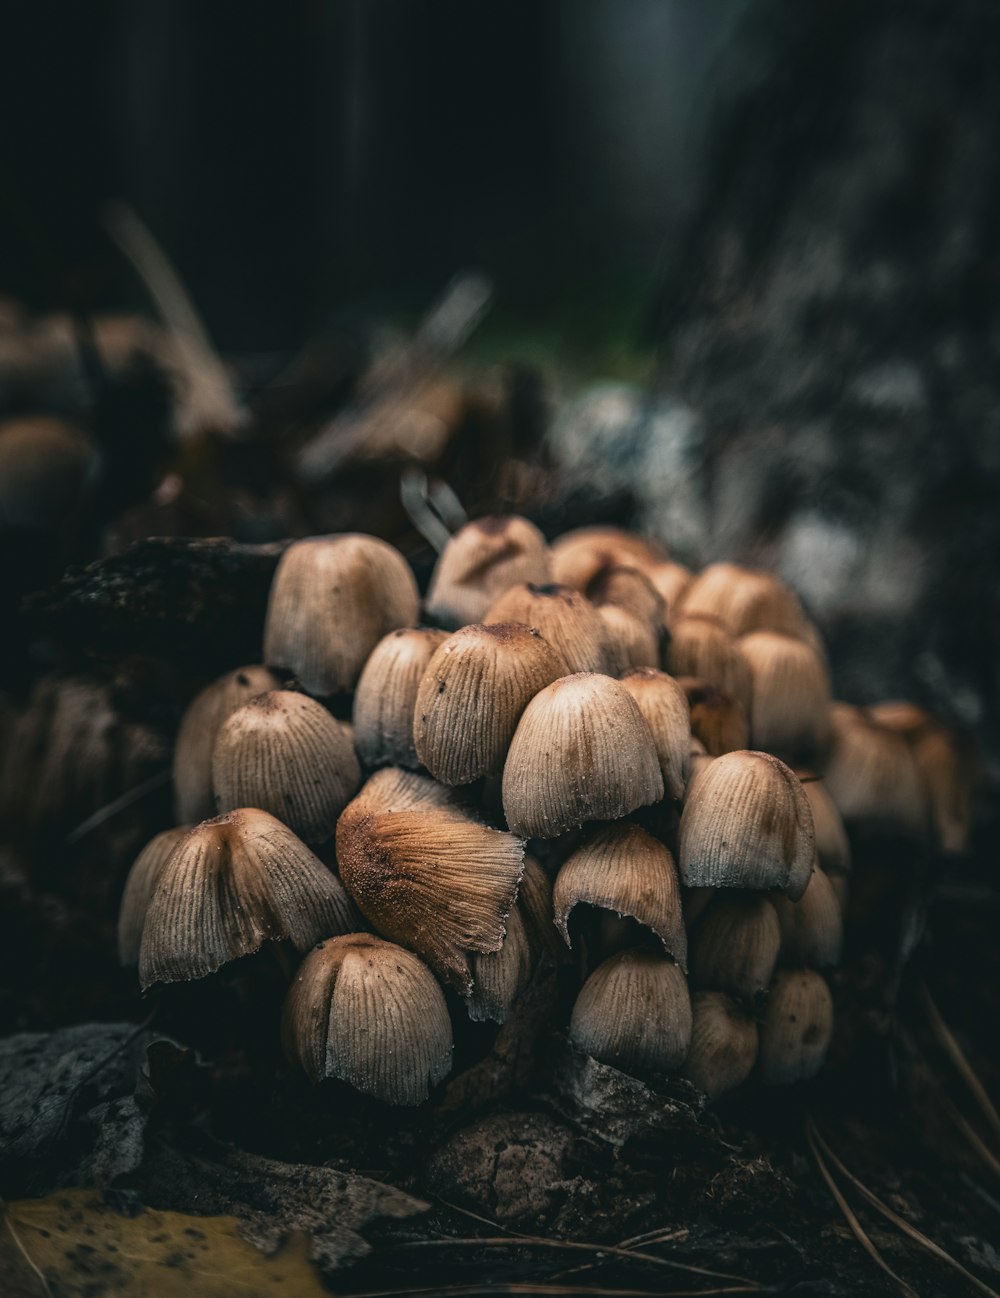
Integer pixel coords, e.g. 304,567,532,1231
212,690,360,843
413,622,566,784
425,515,550,629
620,669,690,801
264,534,419,696
550,526,665,591
352,627,449,770
502,673,664,838
138,809,362,988
569,949,692,1072
173,665,280,823
484,583,615,675
678,750,815,899
282,933,453,1104
553,822,686,967
336,798,525,994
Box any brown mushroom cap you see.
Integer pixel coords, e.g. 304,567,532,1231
738,630,832,763
689,892,781,1003
118,827,191,966
666,615,752,711
569,948,692,1072
352,628,449,770
679,563,808,638
282,933,453,1104
484,583,615,675
757,969,834,1085
620,669,691,801
681,991,759,1101
425,515,551,629
822,703,928,839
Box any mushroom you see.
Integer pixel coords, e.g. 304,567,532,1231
678,750,815,898
282,933,453,1104
118,826,191,965
569,949,692,1073
413,622,566,784
770,866,843,968
173,665,280,823
678,563,807,639
738,630,832,764
666,615,752,711
502,673,663,838
352,628,448,770
679,679,749,757
425,515,550,629
619,669,691,802
138,809,362,988
484,583,615,675
0,415,99,531
681,992,759,1102
264,534,420,696
821,703,927,840
689,892,781,1004
212,691,360,844
757,969,834,1085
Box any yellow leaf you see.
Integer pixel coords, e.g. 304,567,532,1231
1,1189,332,1298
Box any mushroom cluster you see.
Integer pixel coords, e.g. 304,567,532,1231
119,519,972,1106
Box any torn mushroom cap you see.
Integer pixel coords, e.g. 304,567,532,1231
173,665,280,823
0,415,98,530
425,514,551,630
212,690,360,844
549,526,666,590
689,892,781,1004
335,796,525,994
282,933,453,1105
264,533,419,696
138,809,362,989
502,672,664,839
680,678,749,757
738,630,832,764
868,702,974,856
118,826,191,965
570,948,692,1073
666,615,752,712
352,627,448,770
413,622,566,785
679,563,808,639
620,669,690,801
484,583,615,675
757,969,834,1085
821,703,928,840
553,822,687,969
682,991,759,1102
770,866,843,968
467,903,534,1024
678,750,815,899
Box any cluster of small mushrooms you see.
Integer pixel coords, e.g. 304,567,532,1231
118,518,972,1106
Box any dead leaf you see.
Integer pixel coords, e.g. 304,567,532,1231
0,1189,329,1298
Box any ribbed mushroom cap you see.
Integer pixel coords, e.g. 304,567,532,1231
680,679,749,757
620,669,691,801
516,852,562,959
771,866,843,968
138,809,362,988
757,969,834,1085
645,561,692,623
689,892,781,1003
212,691,360,843
353,628,448,770
587,566,665,630
282,933,453,1105
822,704,928,840
666,615,752,711
413,622,566,784
173,665,280,823
484,583,615,675
553,823,686,968
868,702,974,855
682,991,759,1101
798,775,851,877
118,827,191,965
344,766,464,819
264,534,419,696
569,949,692,1073
550,527,665,591
738,631,831,762
679,563,807,638
596,604,661,672
335,799,525,994
502,673,664,839
0,416,98,530
678,750,815,899
425,515,550,629
467,904,534,1024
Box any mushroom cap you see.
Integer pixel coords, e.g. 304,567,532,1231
770,866,843,968
587,565,665,630
138,809,361,988
570,948,692,1073
678,750,815,899
212,690,360,843
467,904,535,1024
738,630,832,762
620,669,691,801
343,766,465,819
352,627,449,770
757,969,834,1085
689,892,781,1004
553,822,687,968
484,583,615,675
550,526,666,591
681,991,759,1101
822,704,928,839
666,615,752,711
502,672,664,839
680,678,749,758
118,826,191,966
173,665,280,823
264,534,419,696
425,515,550,629
679,563,807,639
282,933,453,1104
0,415,98,530
413,622,566,784
798,774,852,877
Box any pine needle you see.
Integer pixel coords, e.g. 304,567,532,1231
918,981,1000,1150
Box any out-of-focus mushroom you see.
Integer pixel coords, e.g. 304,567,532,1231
425,515,550,629
738,630,831,764
666,615,752,711
681,991,759,1102
679,563,807,639
484,582,615,674
689,892,781,1004
757,970,834,1085
680,679,749,757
